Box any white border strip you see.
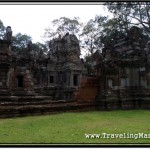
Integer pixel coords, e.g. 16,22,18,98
0,2,104,5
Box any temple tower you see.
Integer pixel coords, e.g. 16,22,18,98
0,26,12,95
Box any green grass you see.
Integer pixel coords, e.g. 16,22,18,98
0,110,149,144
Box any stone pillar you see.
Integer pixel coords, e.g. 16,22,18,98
48,72,50,86
70,73,73,87
78,73,82,85
129,68,139,86
66,73,70,86
0,40,12,95
147,69,150,90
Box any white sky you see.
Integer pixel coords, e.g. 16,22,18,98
0,4,112,44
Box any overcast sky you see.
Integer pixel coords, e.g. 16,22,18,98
0,4,112,43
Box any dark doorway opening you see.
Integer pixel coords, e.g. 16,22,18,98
17,75,23,87
73,74,78,86
50,76,54,83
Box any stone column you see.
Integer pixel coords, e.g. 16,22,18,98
66,73,70,86
47,72,50,86
78,73,82,86
147,68,150,90
0,40,12,95
70,73,73,87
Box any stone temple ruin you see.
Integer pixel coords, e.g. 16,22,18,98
0,26,92,118
44,33,83,100
94,26,150,110
0,26,150,118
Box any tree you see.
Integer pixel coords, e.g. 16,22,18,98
12,33,32,53
32,42,48,56
0,20,5,39
97,17,127,49
43,17,83,41
105,2,150,36
80,15,107,56
80,19,97,56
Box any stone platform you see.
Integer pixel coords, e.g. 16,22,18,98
96,97,150,110
0,96,96,118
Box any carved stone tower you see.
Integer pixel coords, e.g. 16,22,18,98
0,26,12,95
48,33,83,88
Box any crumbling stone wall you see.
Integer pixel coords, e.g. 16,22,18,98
47,33,83,88
95,26,150,110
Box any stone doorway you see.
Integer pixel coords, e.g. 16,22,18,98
50,76,54,84
73,74,78,86
17,75,23,87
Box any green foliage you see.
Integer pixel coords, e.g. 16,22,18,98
42,4,150,58
12,33,32,53
80,14,128,56
0,110,149,144
105,2,150,36
32,42,48,55
44,17,83,40
98,18,127,49
52,17,82,35
11,33,48,56
80,15,108,55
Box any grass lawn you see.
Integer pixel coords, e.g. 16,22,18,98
0,110,149,145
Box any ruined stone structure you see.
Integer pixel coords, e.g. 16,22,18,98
48,33,82,87
0,27,88,118
0,26,150,118
0,29,83,98
95,26,150,110
44,33,83,100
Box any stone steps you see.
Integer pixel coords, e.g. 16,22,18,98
0,101,96,118
0,100,51,106
0,95,96,118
